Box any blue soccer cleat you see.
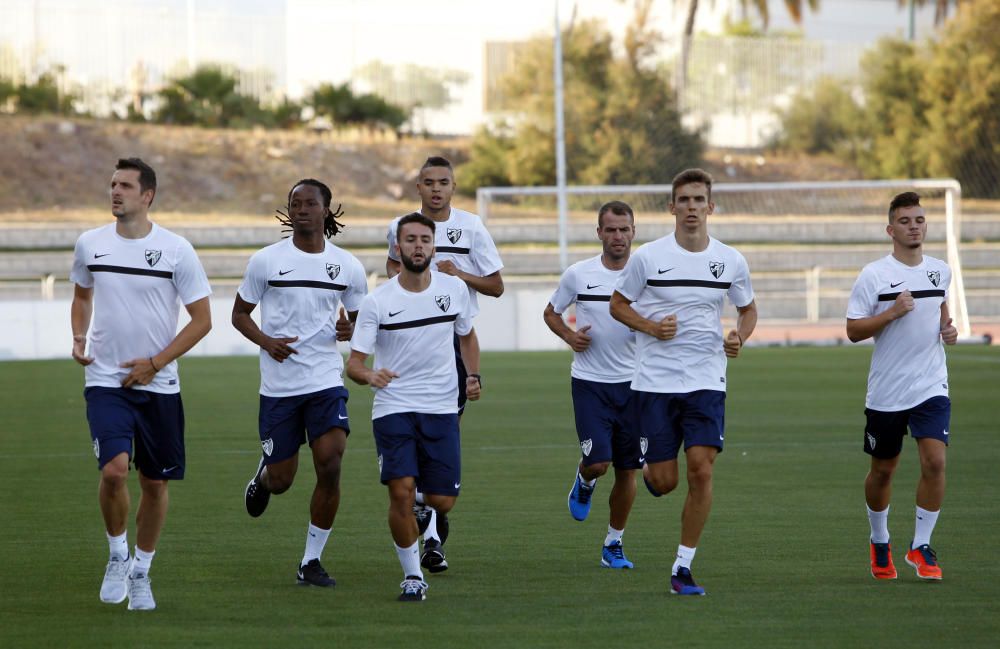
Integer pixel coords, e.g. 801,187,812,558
670,567,706,596
601,541,634,569
567,473,595,521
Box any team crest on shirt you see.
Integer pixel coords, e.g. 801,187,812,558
435,295,451,312
93,438,100,458
261,438,274,457
927,270,941,287
326,263,341,281
581,439,593,457
640,437,648,456
446,228,462,244
145,249,162,267
709,261,725,279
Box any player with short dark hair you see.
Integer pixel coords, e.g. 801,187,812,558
71,157,212,611
610,168,757,595
236,178,367,588
847,191,957,581
348,212,482,601
384,156,502,572
545,200,640,569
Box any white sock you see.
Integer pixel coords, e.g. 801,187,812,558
395,541,423,579
604,526,624,547
131,547,155,576
912,506,940,549
302,522,331,566
107,531,128,561
671,544,697,575
415,490,426,506
867,504,890,544
579,472,597,488
424,508,440,543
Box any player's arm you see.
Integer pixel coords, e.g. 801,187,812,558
386,257,401,278
459,328,482,401
724,300,758,358
435,261,504,298
70,284,94,365
121,297,212,388
231,293,299,362
846,290,914,343
335,308,359,342
939,302,958,345
543,303,591,352
345,349,398,387
609,291,677,340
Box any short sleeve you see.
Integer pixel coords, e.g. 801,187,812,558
70,236,94,288
237,249,268,305
548,265,577,314
173,240,212,305
614,248,648,302
350,294,380,355
727,253,755,308
341,258,368,312
846,268,877,319
471,224,504,276
453,282,473,337
386,219,400,262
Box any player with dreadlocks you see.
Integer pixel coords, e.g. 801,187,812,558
233,178,368,587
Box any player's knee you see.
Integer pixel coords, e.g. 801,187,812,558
920,454,946,479
315,456,343,486
686,462,714,488
425,494,456,514
582,462,610,479
100,466,128,491
266,468,294,494
649,472,679,495
388,480,415,506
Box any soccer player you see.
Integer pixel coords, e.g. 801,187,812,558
236,179,368,588
384,156,503,571
544,200,639,569
71,157,212,611
347,212,482,601
846,191,957,581
610,168,757,596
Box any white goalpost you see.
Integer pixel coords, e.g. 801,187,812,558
476,178,971,338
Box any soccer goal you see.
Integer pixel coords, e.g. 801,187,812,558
476,179,970,338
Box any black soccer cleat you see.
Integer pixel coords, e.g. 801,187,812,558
398,576,428,602
421,538,449,573
245,456,271,518
297,559,336,587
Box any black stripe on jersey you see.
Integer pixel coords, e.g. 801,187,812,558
379,313,459,331
435,246,471,255
878,289,945,301
267,280,348,291
87,264,173,279
576,294,611,302
646,279,732,289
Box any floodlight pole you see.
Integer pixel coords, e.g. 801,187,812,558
554,0,569,271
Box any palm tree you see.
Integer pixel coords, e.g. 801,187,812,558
896,0,968,26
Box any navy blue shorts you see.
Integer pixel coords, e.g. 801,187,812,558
864,396,951,459
258,386,350,465
373,412,461,496
454,333,468,415
634,389,726,462
571,378,641,469
84,386,185,480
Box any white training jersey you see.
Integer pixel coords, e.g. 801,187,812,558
351,271,473,419
386,207,503,317
238,237,368,397
614,233,754,394
549,254,635,383
70,222,211,394
847,254,951,411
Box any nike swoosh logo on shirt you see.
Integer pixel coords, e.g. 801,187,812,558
388,310,405,317
586,284,603,289
657,267,674,274
890,281,904,288
94,253,111,258
278,269,294,276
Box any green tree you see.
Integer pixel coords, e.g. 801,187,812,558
15,68,75,114
772,77,864,155
307,83,408,131
154,64,268,128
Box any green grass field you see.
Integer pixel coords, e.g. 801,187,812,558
2,347,999,648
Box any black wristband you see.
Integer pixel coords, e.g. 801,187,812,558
470,373,482,385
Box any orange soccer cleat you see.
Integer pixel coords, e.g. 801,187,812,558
905,544,943,580
870,541,898,580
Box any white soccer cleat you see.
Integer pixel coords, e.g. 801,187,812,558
99,556,131,604
126,572,156,611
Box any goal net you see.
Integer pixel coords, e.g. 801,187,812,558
476,179,970,338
